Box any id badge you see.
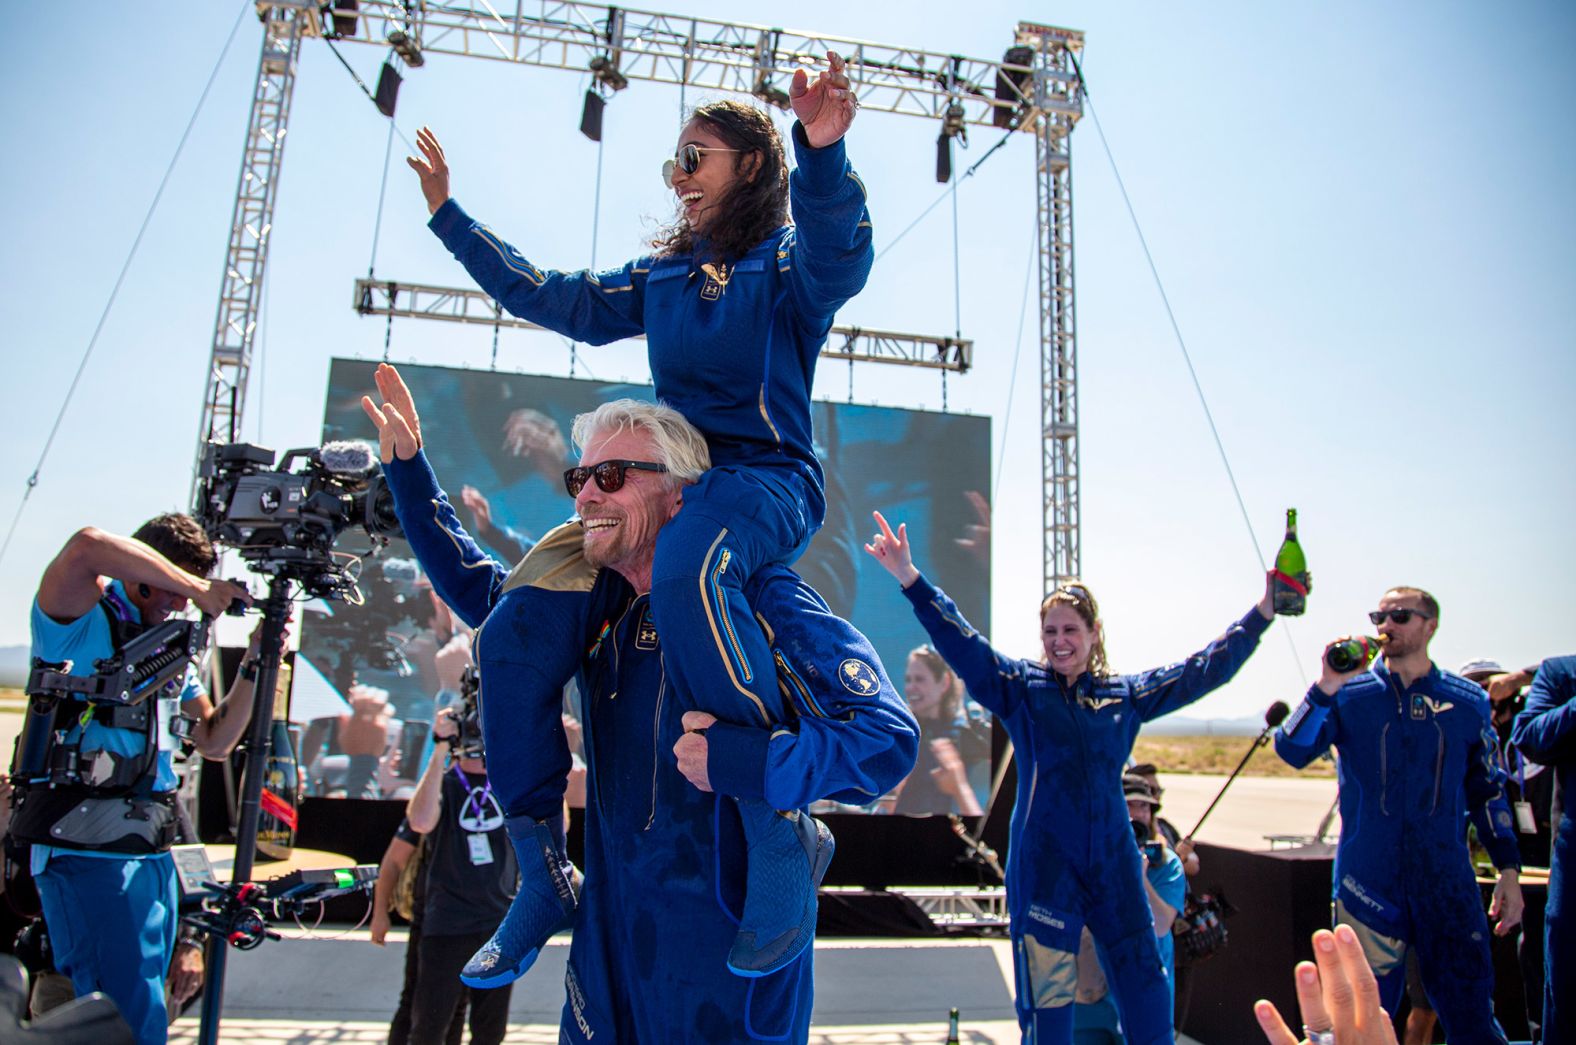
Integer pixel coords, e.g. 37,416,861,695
1514,801,1537,834
467,833,494,866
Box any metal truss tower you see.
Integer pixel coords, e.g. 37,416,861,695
204,2,1083,589
194,2,307,491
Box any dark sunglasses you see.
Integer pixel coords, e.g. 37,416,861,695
661,143,743,188
1055,583,1091,602
563,459,668,497
1369,608,1431,625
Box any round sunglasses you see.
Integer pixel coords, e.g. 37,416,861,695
661,143,744,188
563,459,669,497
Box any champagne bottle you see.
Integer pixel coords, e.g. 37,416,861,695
945,1008,960,1045
255,660,300,862
1272,508,1311,616
1325,636,1384,673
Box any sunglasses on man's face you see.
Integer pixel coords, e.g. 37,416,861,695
1369,608,1431,625
563,459,669,498
661,143,744,188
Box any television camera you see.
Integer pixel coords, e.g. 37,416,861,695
194,440,401,599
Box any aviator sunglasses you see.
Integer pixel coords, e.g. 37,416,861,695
661,143,744,188
563,459,669,497
1368,608,1431,625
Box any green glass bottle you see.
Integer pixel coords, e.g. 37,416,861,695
1272,508,1311,616
1325,636,1384,673
945,1008,960,1045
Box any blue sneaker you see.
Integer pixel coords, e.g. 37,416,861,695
727,805,835,977
461,813,579,989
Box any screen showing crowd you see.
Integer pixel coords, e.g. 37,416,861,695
291,359,992,816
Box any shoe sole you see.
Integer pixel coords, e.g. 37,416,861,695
726,820,836,978
459,944,540,990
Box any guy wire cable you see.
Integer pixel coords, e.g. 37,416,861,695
0,0,252,572
874,125,1016,266
1063,49,1308,687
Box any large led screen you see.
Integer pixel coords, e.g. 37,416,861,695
295,359,991,816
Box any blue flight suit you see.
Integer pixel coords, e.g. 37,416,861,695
26,581,198,1045
900,573,1270,1044
1511,655,1576,1045
1276,661,1520,1043
384,450,917,1040
425,121,874,822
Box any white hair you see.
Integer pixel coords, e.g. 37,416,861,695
571,399,711,483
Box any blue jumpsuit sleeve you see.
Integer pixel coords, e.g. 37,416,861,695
702,566,920,808
1274,684,1340,768
428,199,649,345
1459,696,1522,871
782,123,874,330
1512,657,1576,765
901,573,1026,720
1128,607,1271,722
381,450,510,630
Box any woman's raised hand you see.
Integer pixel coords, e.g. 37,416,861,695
864,510,920,588
407,126,452,216
791,51,858,148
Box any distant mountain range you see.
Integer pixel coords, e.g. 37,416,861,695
1139,714,1271,737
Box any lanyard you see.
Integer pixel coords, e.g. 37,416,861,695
450,764,494,825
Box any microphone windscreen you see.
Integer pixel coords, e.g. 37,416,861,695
1265,700,1291,728
319,440,379,478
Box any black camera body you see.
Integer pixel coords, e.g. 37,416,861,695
1130,818,1164,865
195,441,401,598
454,664,484,759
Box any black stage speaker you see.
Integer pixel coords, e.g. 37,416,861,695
1176,842,1545,1043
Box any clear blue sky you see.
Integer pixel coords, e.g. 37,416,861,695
1,2,1571,719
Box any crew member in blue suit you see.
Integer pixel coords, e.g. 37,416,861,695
364,382,917,1042
1275,586,1523,1044
1511,655,1576,1044
10,515,259,1044
864,511,1274,1045
402,51,874,985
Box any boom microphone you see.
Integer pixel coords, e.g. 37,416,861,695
318,440,379,478
1185,701,1291,842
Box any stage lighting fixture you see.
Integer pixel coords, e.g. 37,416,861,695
387,27,424,67
374,61,401,118
329,0,359,39
752,72,792,112
935,101,967,183
588,54,629,92
994,45,1034,129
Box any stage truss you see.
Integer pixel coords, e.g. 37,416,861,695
198,0,1084,589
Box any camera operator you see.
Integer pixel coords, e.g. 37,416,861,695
8,514,260,1044
1126,775,1187,1020
396,705,517,1045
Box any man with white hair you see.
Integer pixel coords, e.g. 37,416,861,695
363,364,917,1041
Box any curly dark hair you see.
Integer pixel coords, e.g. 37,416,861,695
651,99,790,265
132,512,216,578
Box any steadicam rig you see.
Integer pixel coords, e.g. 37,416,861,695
11,616,216,788
194,440,402,599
